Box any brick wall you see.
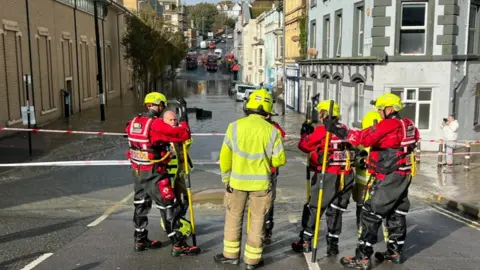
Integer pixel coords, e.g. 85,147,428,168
0,0,130,127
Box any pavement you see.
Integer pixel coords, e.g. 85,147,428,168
1,61,480,270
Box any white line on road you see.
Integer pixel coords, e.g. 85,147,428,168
87,191,134,227
20,253,53,270
303,253,321,270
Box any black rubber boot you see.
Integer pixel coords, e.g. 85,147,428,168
339,248,372,270
134,230,162,252
291,239,312,253
375,250,402,264
326,237,339,256
213,253,239,265
245,259,264,270
171,240,201,257
264,229,273,246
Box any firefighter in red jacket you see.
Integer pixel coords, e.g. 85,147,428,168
291,100,355,256
126,92,201,257
263,114,286,245
324,93,420,269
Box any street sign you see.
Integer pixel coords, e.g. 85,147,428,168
21,106,36,125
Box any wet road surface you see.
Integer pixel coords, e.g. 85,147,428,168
1,67,480,270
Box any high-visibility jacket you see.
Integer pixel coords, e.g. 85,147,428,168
167,138,193,177
220,114,287,191
355,145,371,186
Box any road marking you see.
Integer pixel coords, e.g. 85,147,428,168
303,252,321,270
429,204,480,231
20,253,53,270
87,192,134,227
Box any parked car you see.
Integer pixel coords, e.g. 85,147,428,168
209,43,216,49
235,84,257,102
227,34,233,39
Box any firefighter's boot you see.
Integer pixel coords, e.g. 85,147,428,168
213,253,239,265
134,230,162,252
340,247,372,270
291,238,312,253
171,240,201,257
375,250,402,264
326,236,339,256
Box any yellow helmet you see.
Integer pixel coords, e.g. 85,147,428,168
375,93,403,111
245,89,273,114
361,110,382,129
144,92,167,106
316,100,340,117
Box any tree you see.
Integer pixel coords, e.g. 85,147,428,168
187,3,218,35
212,13,236,32
122,10,187,96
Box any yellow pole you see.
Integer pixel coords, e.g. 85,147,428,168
311,100,334,262
183,142,197,246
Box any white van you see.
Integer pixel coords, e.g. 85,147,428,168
235,84,257,102
214,48,223,59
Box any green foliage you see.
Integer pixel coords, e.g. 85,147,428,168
212,13,236,32
121,10,187,95
187,3,219,35
299,15,307,57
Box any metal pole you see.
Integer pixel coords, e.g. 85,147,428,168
24,74,32,156
102,18,107,106
282,0,286,115
25,0,37,126
74,0,82,112
94,0,106,121
117,11,125,100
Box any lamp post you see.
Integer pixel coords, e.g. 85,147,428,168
93,0,108,121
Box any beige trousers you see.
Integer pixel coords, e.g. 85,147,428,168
222,189,272,265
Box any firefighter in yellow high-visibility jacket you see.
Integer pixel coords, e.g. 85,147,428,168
213,89,287,270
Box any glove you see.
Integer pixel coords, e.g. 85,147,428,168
225,183,233,193
177,98,187,108
324,118,349,139
300,121,314,135
357,149,369,158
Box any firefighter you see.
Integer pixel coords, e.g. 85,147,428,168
214,89,286,270
232,60,239,81
291,100,355,256
126,92,201,256
263,113,286,245
352,110,383,229
324,93,420,269
160,110,193,232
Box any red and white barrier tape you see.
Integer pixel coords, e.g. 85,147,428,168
1,126,479,143
0,153,478,167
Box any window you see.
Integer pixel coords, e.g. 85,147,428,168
391,88,432,130
353,5,365,56
323,16,330,58
258,48,263,66
164,15,172,21
468,5,480,54
165,4,170,10
323,77,330,100
475,85,480,125
356,83,365,121
310,20,316,49
335,79,341,104
311,0,317,8
399,2,427,55
334,11,342,57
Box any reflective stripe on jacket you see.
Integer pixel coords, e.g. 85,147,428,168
219,114,287,191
